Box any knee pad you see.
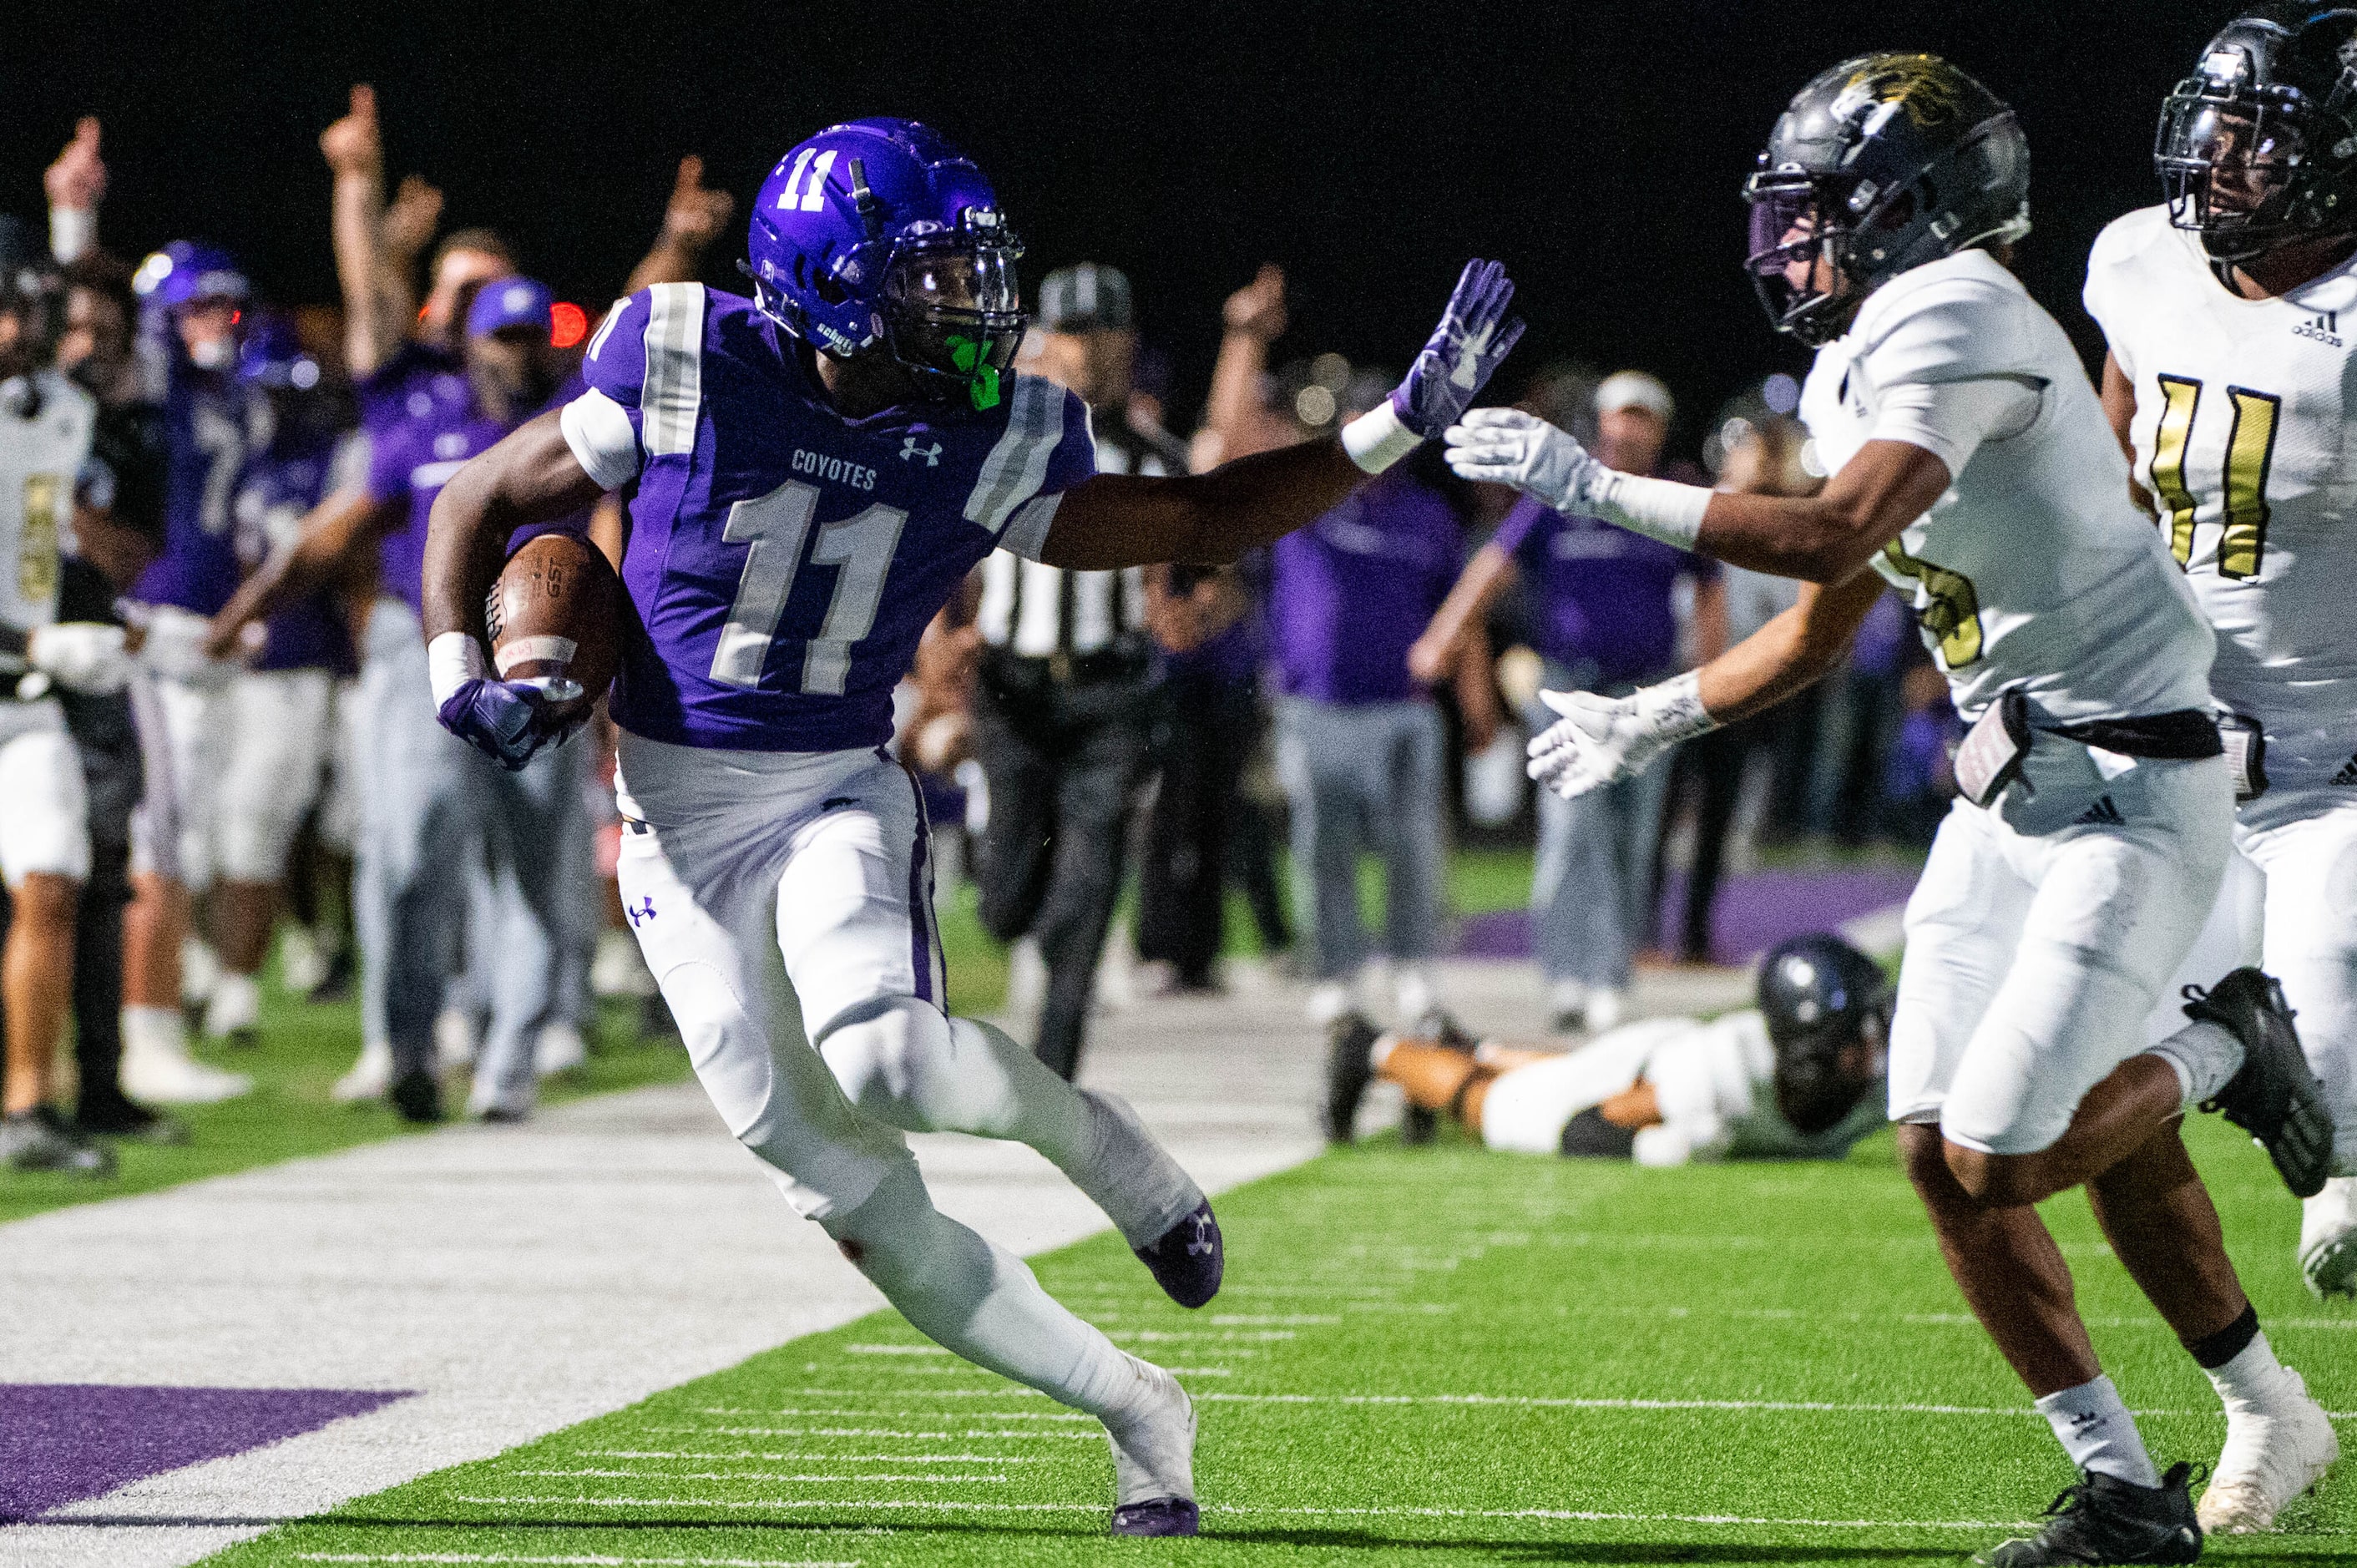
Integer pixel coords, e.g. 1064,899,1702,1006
817,998,1023,1137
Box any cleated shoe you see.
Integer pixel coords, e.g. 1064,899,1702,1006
1135,1200,1222,1309
2300,1177,2357,1298
2,1106,118,1176
333,1039,393,1103
389,1068,443,1125
1322,1011,1381,1144
2186,969,2334,1198
1978,1464,2202,1567
2199,1366,2339,1534
1103,1356,1197,1538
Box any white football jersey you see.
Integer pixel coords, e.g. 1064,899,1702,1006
1801,248,2214,726
2086,205,2357,787
0,370,95,639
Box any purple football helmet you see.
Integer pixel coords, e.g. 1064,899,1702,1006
133,240,250,313
237,311,321,391
746,118,1025,410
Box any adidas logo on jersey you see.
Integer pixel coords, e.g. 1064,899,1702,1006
2075,795,2125,826
2294,310,2344,347
2334,755,2357,787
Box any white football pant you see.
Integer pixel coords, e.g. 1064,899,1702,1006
1892,746,2230,1156
613,731,1174,1419
0,712,90,886
215,667,335,884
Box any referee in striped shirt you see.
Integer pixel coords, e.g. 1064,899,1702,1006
971,264,1189,1080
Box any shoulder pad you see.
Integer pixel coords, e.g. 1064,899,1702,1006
1854,250,2042,387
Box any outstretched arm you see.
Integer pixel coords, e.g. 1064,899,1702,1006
1445,369,2055,584
1529,564,1885,801
623,156,735,296
1039,259,1524,570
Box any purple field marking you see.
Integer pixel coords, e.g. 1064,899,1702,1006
0,1383,412,1522
1453,865,1921,967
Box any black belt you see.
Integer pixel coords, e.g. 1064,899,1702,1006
2042,708,2223,761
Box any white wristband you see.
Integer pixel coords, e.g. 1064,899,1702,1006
1341,401,1421,474
427,630,489,706
1598,472,1713,551
49,206,95,266
1636,670,1718,741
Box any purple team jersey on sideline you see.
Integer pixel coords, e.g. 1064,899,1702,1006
1269,468,1464,706
134,362,260,615
1492,484,1717,687
366,371,583,614
234,432,357,674
572,285,1095,752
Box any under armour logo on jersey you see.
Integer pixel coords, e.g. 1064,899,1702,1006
899,436,943,467
2334,755,2357,787
2295,311,2344,348
2074,795,2124,827
626,896,657,927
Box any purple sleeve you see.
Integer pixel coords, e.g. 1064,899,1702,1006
1491,493,1551,569
1039,387,1099,495
579,292,653,421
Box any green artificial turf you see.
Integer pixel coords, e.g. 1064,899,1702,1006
198,1113,2357,1566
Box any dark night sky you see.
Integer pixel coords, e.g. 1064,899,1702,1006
7,2,2228,449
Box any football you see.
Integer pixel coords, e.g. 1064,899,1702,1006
484,530,625,725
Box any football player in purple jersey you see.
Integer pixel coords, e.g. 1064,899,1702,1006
203,316,362,1052
419,118,1520,1537
118,240,269,1103
212,279,589,1125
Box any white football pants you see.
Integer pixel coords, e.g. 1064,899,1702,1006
1892,744,2230,1156
612,730,1168,1418
0,706,89,886
215,667,336,884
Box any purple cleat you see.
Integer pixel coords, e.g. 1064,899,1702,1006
1112,1497,1201,1537
1135,1200,1223,1308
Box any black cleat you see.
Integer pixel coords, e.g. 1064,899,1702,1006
1322,1012,1380,1145
1110,1497,1199,1537
1134,1201,1222,1309
389,1069,443,1125
308,945,357,1004
2185,968,2334,1198
1978,1464,2202,1566
2,1106,118,1176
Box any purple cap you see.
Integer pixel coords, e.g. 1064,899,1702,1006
466,276,553,341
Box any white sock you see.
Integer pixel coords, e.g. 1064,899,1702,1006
2206,1328,2293,1417
2036,1374,2159,1487
204,971,260,1036
1370,1031,1399,1070
822,1161,1153,1421
1395,968,1437,1027
2148,1020,2245,1110
122,1004,188,1056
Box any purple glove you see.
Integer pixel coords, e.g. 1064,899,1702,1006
436,678,569,771
1391,259,1526,438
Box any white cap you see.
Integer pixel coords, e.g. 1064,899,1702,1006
1596,370,1675,422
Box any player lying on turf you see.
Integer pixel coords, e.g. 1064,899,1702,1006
1323,934,1888,1166
1445,53,2335,1561
417,119,1521,1538
2086,3,2357,1303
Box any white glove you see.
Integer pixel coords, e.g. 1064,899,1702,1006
134,604,238,684
1444,407,1613,514
1525,673,1717,800
28,622,134,695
